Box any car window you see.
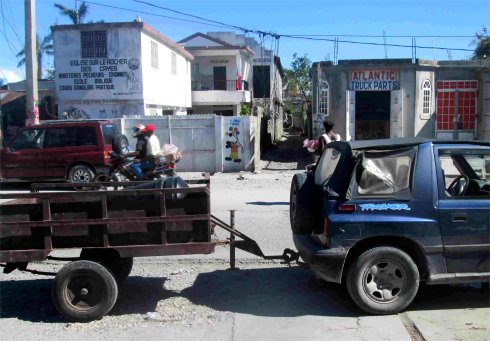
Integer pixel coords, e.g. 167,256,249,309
438,150,490,199
102,124,116,145
65,127,97,146
44,128,66,148
9,129,44,151
347,147,415,199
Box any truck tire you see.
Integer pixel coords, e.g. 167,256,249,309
112,133,129,154
290,172,321,235
52,260,118,322
346,246,419,315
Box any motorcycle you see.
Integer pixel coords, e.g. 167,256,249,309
96,144,182,184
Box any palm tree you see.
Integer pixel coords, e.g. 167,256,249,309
17,33,54,80
54,1,89,24
472,36,489,60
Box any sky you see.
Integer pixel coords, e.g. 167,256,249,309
0,0,488,84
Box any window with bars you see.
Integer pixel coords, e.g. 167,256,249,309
151,41,158,69
422,80,431,115
171,52,177,75
319,81,329,116
81,31,107,58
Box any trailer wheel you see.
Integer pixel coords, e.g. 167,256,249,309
52,260,118,322
106,257,133,283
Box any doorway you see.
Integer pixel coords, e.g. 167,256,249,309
355,91,391,140
213,67,226,90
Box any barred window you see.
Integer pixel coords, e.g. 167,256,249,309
319,81,329,116
422,79,431,115
81,31,107,58
151,41,158,68
171,52,177,75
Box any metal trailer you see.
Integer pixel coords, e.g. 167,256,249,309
0,174,297,322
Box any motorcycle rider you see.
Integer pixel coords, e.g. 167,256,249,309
125,123,161,180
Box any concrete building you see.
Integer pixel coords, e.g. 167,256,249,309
178,33,254,116
311,59,490,141
206,32,285,142
52,21,193,119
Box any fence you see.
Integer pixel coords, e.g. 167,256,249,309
114,115,257,173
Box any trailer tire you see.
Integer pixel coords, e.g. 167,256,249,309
80,250,133,283
290,172,320,234
106,257,133,283
52,260,118,322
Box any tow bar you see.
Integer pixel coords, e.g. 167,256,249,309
211,212,301,269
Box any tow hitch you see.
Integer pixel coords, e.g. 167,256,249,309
211,212,301,269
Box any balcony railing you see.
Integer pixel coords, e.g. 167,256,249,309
192,79,249,91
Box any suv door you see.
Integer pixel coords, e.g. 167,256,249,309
1,128,45,179
435,147,490,273
41,126,99,179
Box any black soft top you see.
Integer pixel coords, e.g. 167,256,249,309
349,138,490,150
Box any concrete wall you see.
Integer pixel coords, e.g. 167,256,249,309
140,32,192,112
481,71,490,141
53,23,192,119
116,115,257,172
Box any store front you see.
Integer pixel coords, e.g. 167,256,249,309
311,59,488,142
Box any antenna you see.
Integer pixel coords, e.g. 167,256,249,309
447,50,452,61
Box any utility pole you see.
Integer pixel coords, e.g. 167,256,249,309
25,0,39,126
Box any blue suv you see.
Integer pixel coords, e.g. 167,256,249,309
290,138,489,314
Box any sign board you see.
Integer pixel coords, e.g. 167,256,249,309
56,57,143,99
349,69,400,91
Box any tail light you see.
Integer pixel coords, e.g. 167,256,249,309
339,204,356,212
323,217,331,247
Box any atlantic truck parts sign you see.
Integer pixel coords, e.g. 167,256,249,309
348,69,400,91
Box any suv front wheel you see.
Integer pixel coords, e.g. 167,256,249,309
346,246,419,315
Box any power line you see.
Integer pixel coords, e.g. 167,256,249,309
86,0,475,53
85,1,233,30
279,34,476,38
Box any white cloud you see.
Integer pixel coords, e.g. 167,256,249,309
0,68,24,84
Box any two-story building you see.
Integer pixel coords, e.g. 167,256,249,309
52,21,193,119
178,33,254,116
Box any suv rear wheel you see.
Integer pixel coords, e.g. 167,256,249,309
69,164,95,183
346,246,419,315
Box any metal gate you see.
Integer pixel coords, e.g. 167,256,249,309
436,80,478,140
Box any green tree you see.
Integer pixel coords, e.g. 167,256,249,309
472,35,489,60
54,1,89,24
16,33,54,80
283,53,312,114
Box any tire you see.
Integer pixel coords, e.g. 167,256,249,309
80,250,133,283
52,260,118,322
112,134,129,154
68,164,95,183
105,258,133,283
290,172,321,234
346,246,420,315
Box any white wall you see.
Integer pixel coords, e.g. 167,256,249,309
54,26,145,118
115,115,256,172
141,32,192,111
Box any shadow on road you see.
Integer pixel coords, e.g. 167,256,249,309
1,267,488,322
260,128,311,171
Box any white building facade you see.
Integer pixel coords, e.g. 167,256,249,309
52,22,193,119
178,33,253,116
